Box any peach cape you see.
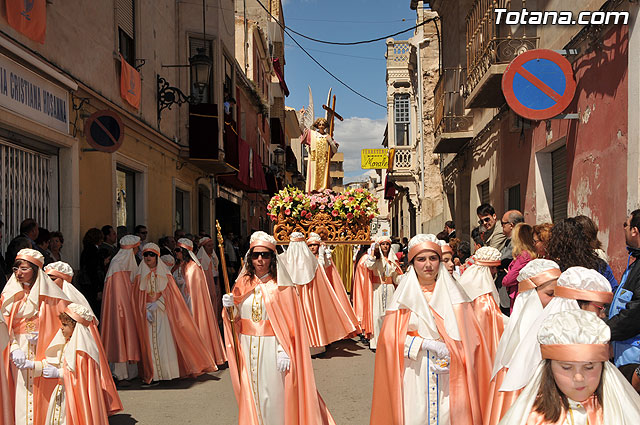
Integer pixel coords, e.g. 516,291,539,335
181,261,227,364
325,262,361,334
298,265,358,347
132,272,217,383
0,319,12,425
472,294,505,362
521,397,602,425
370,267,488,425
63,351,111,425
1,290,69,425
224,274,336,425
100,269,140,363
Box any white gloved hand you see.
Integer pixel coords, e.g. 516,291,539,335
21,360,35,370
27,332,39,343
11,348,26,368
42,365,61,379
222,293,235,308
367,243,377,256
146,310,154,323
421,339,450,359
429,361,450,375
276,351,290,373
146,302,158,312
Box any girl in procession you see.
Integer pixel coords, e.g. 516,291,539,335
370,234,487,425
222,231,336,425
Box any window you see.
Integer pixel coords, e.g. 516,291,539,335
478,180,490,205
116,168,136,232
116,0,135,66
224,56,234,104
507,184,521,211
394,94,410,146
189,37,214,103
551,146,568,222
175,188,191,232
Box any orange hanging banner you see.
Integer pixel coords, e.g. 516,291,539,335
5,0,47,44
119,55,141,109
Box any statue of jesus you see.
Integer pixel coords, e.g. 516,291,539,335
301,118,339,192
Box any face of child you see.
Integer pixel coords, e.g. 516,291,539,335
308,243,320,256
61,320,75,340
536,281,556,308
441,253,454,275
550,360,603,402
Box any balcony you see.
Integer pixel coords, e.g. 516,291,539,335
465,0,537,108
386,39,415,86
434,68,474,153
187,103,239,175
390,146,414,177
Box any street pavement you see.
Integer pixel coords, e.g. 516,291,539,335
108,338,375,425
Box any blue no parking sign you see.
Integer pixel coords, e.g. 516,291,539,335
502,49,576,121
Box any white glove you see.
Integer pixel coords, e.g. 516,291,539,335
429,361,450,375
146,310,154,323
276,351,290,373
146,302,158,312
421,339,450,359
27,332,39,343
43,365,61,379
367,243,377,256
222,293,235,308
11,348,26,368
21,360,35,370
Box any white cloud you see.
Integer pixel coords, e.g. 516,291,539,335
334,116,386,176
345,169,380,185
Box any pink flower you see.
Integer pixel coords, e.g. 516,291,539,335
286,196,292,202
285,208,291,216
332,210,339,217
301,210,308,217
297,194,304,199
369,214,375,219
346,212,354,219
328,203,334,208
355,205,361,210
356,188,363,193
349,197,355,201
319,205,325,210
274,195,280,201
367,196,372,201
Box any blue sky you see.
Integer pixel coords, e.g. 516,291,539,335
281,0,418,180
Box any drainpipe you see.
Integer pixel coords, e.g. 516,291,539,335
413,37,430,231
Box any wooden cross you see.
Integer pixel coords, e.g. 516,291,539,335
322,94,344,138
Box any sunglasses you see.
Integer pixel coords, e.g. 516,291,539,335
143,252,158,258
251,251,273,260
478,217,492,224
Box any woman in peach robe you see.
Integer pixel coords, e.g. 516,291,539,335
100,235,141,381
370,234,486,425
0,314,13,425
45,261,122,415
1,248,70,425
174,238,226,366
132,243,216,384
222,231,335,425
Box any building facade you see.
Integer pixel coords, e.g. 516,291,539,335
427,0,635,275
0,0,294,267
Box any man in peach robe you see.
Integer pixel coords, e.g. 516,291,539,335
100,235,141,382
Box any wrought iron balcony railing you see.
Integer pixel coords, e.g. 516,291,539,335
434,68,473,140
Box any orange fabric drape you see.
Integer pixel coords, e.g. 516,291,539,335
471,295,505,364
87,324,122,415
63,352,110,425
119,54,141,109
483,367,521,425
352,256,374,338
0,341,11,425
298,266,357,347
224,275,336,425
132,273,217,384
325,263,361,335
100,270,140,363
182,261,227,364
5,0,46,43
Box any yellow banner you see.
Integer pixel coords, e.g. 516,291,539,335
361,148,392,169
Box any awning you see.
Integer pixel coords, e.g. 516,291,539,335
272,58,290,97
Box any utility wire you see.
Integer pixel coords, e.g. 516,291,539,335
286,17,408,24
256,0,387,108
284,42,385,61
286,16,439,46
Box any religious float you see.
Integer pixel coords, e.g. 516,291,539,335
267,186,379,243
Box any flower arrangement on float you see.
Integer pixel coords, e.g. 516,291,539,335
267,186,379,242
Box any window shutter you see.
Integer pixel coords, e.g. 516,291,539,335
551,145,568,222
116,0,135,38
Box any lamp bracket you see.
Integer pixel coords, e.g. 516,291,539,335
157,74,196,125
134,58,146,71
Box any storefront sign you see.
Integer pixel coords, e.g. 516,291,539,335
0,53,69,133
361,148,391,169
